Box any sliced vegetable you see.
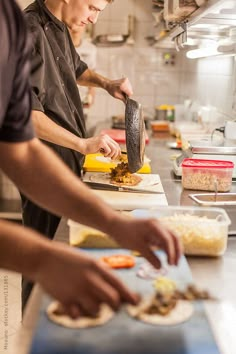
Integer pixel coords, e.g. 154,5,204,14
137,262,168,280
100,254,135,269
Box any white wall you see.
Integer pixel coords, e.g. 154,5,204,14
86,0,236,131
87,0,183,130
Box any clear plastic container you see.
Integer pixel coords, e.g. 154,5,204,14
132,206,231,256
67,220,119,248
150,120,169,132
182,158,234,192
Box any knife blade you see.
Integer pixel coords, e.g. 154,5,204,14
84,181,164,194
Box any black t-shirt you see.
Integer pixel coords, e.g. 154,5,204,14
0,0,35,143
24,0,89,174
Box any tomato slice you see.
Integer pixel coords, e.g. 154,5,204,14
100,254,135,269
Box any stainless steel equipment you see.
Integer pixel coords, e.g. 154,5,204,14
173,138,236,178
189,192,236,206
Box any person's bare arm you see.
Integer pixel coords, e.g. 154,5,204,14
77,70,133,102
0,219,137,317
0,138,181,268
32,110,120,158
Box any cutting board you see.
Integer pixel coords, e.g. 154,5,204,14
83,153,151,173
100,129,150,144
83,173,168,210
30,250,220,354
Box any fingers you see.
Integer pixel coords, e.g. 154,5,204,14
99,134,121,159
147,220,182,266
97,264,139,306
63,268,138,318
107,77,133,102
76,296,101,317
66,304,81,319
171,230,183,265
120,77,133,98
137,246,162,270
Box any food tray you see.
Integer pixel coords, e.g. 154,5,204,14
132,206,231,256
189,193,236,206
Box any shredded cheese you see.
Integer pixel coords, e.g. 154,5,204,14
159,214,227,256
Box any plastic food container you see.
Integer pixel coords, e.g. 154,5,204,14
182,158,234,192
132,206,231,256
67,220,120,248
150,120,170,132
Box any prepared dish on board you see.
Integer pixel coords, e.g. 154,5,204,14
110,162,142,186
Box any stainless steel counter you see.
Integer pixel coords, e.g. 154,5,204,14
14,132,236,354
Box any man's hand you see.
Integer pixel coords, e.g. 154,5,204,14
37,242,138,318
108,216,182,269
78,134,121,159
105,77,133,102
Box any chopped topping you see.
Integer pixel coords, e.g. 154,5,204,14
153,277,176,294
110,162,141,186
144,292,177,316
143,284,215,317
110,162,132,183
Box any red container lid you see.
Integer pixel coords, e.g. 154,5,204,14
182,158,234,169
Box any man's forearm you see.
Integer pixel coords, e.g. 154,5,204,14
77,68,109,90
0,139,119,234
32,110,84,152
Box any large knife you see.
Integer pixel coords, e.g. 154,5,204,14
84,181,164,194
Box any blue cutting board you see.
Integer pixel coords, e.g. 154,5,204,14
30,250,220,354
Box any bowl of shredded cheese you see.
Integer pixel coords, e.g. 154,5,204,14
132,206,231,256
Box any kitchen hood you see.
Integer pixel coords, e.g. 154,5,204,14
151,0,236,54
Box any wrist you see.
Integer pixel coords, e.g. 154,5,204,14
99,212,129,242
74,137,86,155
29,239,53,283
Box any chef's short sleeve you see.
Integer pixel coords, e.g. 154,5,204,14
0,0,35,143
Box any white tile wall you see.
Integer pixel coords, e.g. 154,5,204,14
86,1,236,130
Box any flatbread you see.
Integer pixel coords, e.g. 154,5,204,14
46,302,114,329
127,297,193,326
88,172,160,188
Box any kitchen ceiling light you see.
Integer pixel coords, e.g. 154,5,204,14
186,27,236,59
186,47,221,59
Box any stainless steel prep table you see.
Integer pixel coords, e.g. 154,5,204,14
14,132,236,354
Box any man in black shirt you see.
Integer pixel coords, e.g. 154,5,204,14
0,0,181,317
21,0,133,238
21,0,136,307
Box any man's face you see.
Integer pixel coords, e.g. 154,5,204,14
62,0,108,32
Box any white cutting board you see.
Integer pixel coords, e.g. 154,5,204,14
83,173,168,210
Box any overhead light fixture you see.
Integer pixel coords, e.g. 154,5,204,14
186,47,221,59
186,28,236,59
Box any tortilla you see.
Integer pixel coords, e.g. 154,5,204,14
46,302,114,329
127,297,193,326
